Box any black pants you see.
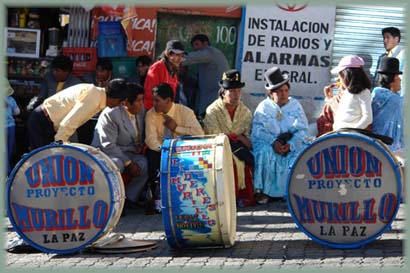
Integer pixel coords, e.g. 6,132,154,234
146,148,161,198
27,105,55,150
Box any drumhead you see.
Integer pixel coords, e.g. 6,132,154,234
72,143,125,234
160,135,236,248
287,131,402,248
6,143,125,254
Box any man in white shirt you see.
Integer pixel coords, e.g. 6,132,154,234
145,83,204,210
27,79,130,149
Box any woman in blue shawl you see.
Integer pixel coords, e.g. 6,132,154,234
372,57,403,154
251,67,310,204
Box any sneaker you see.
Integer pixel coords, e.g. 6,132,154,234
155,199,162,213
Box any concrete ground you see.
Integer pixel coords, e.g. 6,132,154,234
4,201,405,271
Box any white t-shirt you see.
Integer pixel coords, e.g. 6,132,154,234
333,88,373,130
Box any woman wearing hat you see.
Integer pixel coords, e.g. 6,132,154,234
327,55,373,131
371,56,404,154
203,69,255,207
144,39,186,111
5,80,21,174
251,67,310,203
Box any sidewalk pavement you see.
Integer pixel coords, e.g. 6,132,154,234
4,201,405,271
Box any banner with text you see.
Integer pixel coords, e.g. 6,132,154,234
240,4,336,123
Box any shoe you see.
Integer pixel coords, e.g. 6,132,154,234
154,199,162,211
255,193,270,205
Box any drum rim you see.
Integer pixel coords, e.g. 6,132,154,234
286,131,402,249
6,143,118,254
161,138,181,248
213,134,236,247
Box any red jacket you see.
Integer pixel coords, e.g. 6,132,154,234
143,60,178,110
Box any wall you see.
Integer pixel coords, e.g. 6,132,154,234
155,12,239,68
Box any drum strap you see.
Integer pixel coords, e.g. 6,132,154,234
338,128,393,145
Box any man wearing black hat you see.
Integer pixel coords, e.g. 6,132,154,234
371,57,404,154
27,79,131,149
203,69,255,207
374,27,404,94
144,39,186,111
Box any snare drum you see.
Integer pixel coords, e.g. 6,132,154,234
160,135,236,248
287,131,402,248
6,142,125,254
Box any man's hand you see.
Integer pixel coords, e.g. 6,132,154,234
127,162,142,177
163,114,177,132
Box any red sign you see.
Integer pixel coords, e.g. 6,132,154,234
121,7,157,58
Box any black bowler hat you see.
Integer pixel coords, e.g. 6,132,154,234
377,57,402,75
264,67,289,91
166,40,186,54
219,69,245,89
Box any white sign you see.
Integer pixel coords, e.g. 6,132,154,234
240,4,336,123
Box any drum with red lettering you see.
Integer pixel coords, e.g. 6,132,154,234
6,142,125,254
287,131,402,248
160,135,236,248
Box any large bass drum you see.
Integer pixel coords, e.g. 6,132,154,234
160,135,236,249
6,142,125,254
287,131,402,248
